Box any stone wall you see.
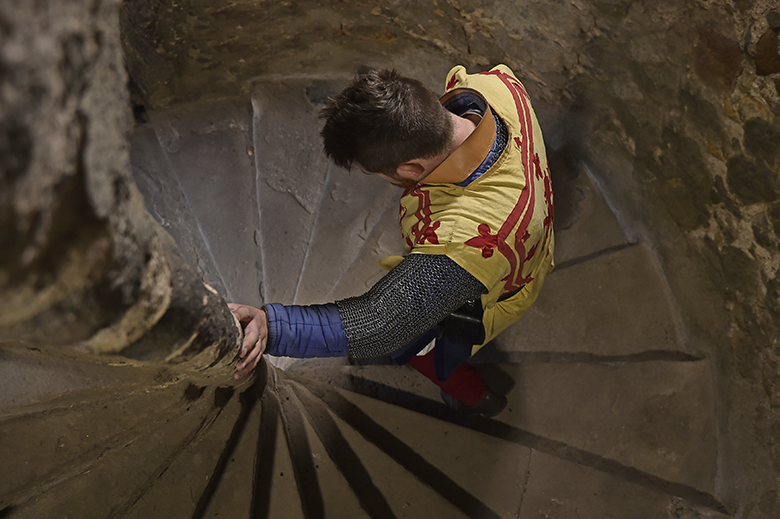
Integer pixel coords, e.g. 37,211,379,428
0,0,240,370
566,2,780,516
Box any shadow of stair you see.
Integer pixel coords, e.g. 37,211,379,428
0,79,731,518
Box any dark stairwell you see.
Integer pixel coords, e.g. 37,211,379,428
1,1,779,518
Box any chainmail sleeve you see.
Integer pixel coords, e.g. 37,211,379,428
336,254,487,359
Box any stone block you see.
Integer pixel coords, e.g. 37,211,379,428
499,359,717,495
520,451,729,519
147,100,264,307
485,242,684,359
552,166,628,265
293,168,397,305
252,82,332,304
129,125,227,297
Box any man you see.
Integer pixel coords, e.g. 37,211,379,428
230,64,554,417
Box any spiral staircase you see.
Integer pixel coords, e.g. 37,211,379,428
0,78,730,518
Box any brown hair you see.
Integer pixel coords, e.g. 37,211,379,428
319,69,453,176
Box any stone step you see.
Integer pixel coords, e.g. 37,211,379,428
497,359,717,494
293,168,396,306
520,451,729,519
251,82,332,305
143,99,264,307
326,199,406,302
255,392,306,519
130,102,262,304
274,381,375,518
288,355,718,502
481,241,687,361
129,124,226,298
548,154,628,265
0,377,238,516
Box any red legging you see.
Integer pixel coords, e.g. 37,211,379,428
406,348,486,406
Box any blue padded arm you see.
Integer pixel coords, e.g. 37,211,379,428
263,303,349,358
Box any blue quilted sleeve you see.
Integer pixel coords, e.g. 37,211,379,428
263,303,350,358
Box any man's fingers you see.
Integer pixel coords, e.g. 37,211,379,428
234,348,263,379
240,323,260,357
239,339,264,370
230,304,255,323
229,304,268,379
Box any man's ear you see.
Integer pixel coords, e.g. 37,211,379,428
396,161,426,181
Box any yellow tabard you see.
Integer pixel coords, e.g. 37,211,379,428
399,64,555,354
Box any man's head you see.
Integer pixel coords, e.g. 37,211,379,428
320,69,453,185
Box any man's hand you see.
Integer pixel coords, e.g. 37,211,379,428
228,303,268,380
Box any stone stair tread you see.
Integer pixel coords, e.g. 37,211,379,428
289,360,442,404
258,397,306,519
188,400,282,519
0,346,147,410
0,381,231,516
146,100,263,306
326,199,406,302
293,169,396,305
129,125,227,297
497,359,717,494
289,355,716,496
122,387,249,519
285,372,530,518
486,241,684,359
274,382,369,518
251,82,331,305
551,162,628,264
520,451,729,519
